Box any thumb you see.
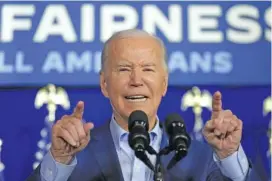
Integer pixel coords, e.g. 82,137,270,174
84,122,94,134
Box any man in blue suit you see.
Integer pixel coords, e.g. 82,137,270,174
27,29,263,181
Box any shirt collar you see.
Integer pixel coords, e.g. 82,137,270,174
110,115,161,150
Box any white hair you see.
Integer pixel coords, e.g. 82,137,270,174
100,29,168,72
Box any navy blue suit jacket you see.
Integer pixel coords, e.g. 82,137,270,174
27,121,263,181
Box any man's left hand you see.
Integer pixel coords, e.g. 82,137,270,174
202,91,243,159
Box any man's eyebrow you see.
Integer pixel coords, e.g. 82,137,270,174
116,62,156,67
142,63,156,67
117,63,132,67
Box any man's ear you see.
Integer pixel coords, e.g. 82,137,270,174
100,71,109,98
162,74,168,97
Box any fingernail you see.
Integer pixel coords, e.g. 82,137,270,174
72,141,77,147
215,130,220,136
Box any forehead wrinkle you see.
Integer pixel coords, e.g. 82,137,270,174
107,37,163,68
114,42,157,59
111,36,159,50
110,37,135,56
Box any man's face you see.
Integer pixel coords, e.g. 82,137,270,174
100,36,168,125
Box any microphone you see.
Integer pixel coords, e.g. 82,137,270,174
128,110,155,171
164,113,191,170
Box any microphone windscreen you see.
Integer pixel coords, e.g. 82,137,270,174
164,113,185,134
128,110,149,131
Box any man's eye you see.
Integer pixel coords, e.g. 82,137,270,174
144,68,154,72
119,68,130,71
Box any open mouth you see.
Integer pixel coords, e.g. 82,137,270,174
125,95,148,102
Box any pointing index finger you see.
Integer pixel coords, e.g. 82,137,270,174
212,91,222,119
72,101,84,119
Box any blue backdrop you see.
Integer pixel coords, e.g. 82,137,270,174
0,1,271,181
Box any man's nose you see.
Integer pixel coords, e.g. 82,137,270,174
129,69,143,87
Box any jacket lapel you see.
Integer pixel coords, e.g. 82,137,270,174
90,122,124,181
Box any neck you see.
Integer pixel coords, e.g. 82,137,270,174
113,112,157,132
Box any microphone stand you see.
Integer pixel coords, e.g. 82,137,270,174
134,142,188,181
136,145,188,181
146,146,164,181
136,144,188,181
153,154,163,181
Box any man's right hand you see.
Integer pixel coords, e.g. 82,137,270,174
50,101,94,164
